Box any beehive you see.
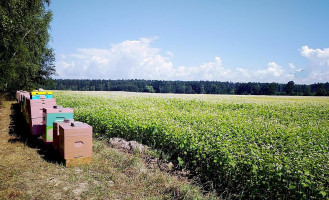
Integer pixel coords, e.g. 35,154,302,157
30,90,53,100
30,117,43,136
31,94,53,100
59,122,92,167
21,94,30,124
30,90,53,95
21,92,30,114
53,119,74,150
16,90,23,102
42,106,74,144
27,98,56,119
26,98,56,135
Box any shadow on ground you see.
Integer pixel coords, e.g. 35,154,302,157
8,102,65,165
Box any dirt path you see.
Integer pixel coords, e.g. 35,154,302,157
0,101,217,200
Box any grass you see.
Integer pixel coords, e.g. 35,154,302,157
0,101,217,200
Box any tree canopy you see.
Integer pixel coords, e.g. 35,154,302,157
0,0,55,94
47,79,329,96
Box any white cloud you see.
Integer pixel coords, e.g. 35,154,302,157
55,39,329,84
255,62,284,77
289,63,296,69
56,38,173,80
300,45,329,59
298,46,329,83
300,45,329,69
300,46,329,68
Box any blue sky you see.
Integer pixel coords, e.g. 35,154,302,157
50,0,329,84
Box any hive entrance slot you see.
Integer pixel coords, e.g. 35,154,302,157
74,141,84,147
74,156,83,158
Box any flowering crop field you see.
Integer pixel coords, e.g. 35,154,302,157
54,91,329,199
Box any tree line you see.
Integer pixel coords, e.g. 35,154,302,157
46,79,329,96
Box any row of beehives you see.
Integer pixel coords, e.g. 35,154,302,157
16,90,92,167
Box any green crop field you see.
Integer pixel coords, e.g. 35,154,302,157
54,91,329,199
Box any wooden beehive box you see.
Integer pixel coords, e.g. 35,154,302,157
59,122,92,167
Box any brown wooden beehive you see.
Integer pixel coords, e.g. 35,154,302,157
53,119,74,150
59,122,92,167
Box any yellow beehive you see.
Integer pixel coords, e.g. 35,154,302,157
31,90,53,95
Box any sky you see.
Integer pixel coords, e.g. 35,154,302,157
50,0,329,84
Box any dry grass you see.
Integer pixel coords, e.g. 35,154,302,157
0,101,218,200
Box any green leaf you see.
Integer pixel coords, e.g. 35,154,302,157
320,191,327,197
289,184,296,189
177,157,184,166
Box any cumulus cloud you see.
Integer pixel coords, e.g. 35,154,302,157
300,45,329,59
55,38,328,83
255,62,283,77
56,37,173,80
298,45,329,83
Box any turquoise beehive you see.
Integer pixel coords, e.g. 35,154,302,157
42,106,74,144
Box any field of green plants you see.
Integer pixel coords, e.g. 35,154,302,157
54,91,329,199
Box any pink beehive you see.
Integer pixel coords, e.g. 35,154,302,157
16,90,22,102
30,118,43,135
27,98,56,136
21,94,30,121
43,106,74,115
27,98,56,118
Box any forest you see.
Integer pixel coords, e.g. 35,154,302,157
48,79,329,96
